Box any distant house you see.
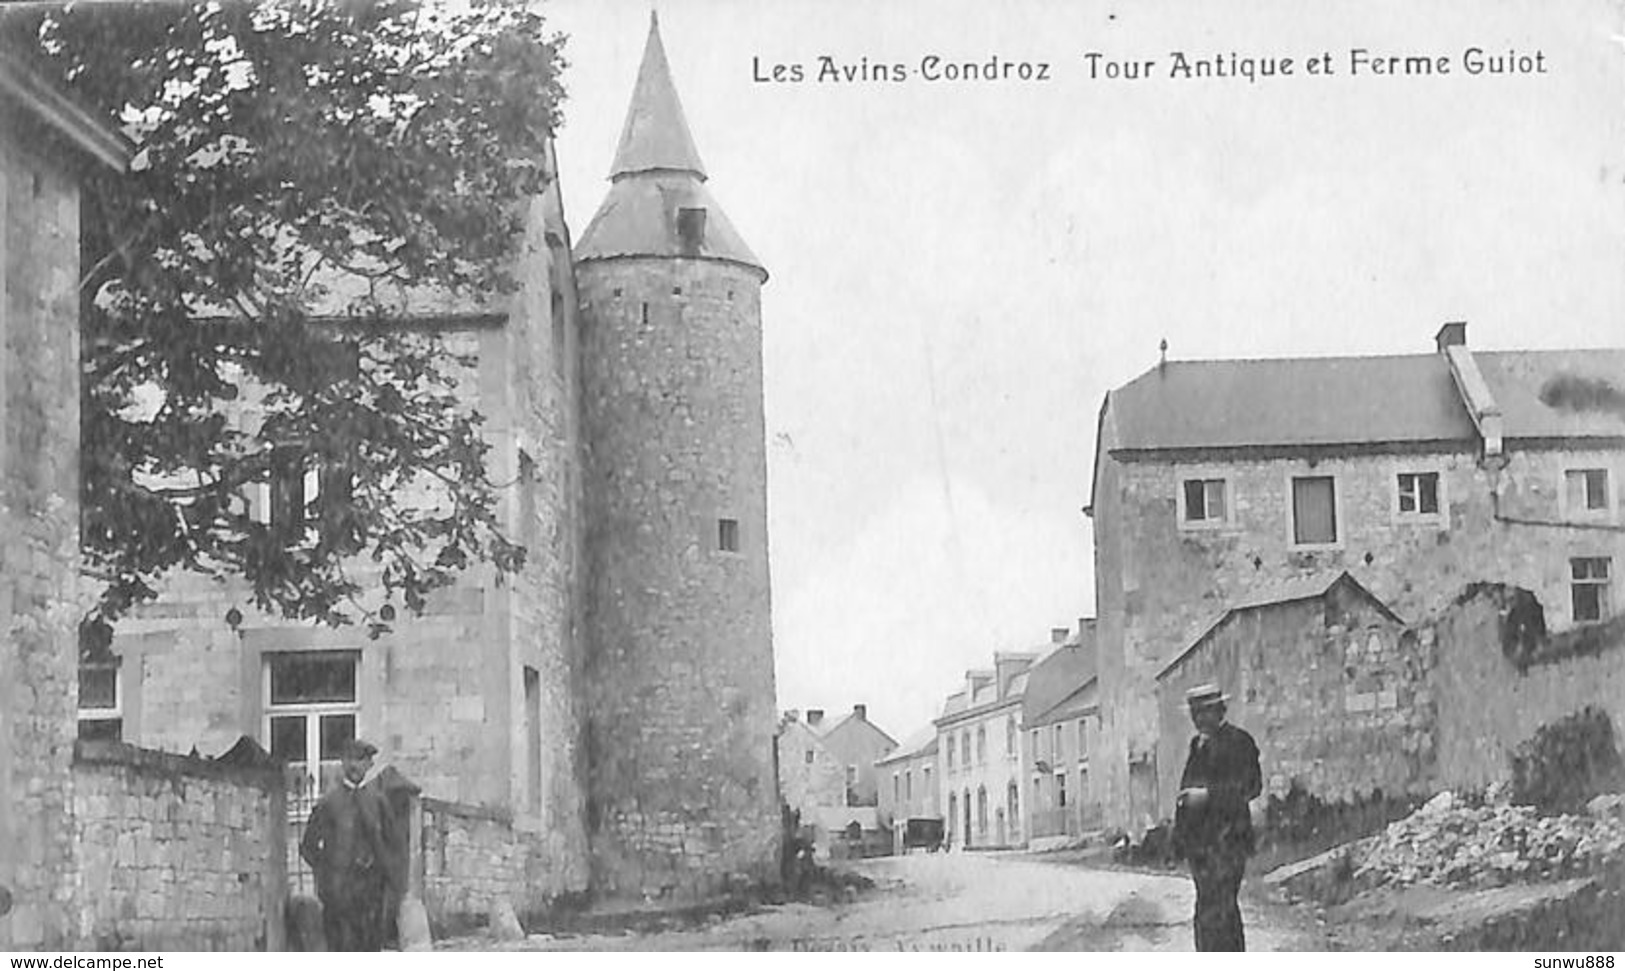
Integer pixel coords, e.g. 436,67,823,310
777,706,897,858
777,710,844,824
875,728,940,853
1020,621,1101,847
819,703,898,807
1154,572,1415,812
1088,322,1625,831
936,649,1039,849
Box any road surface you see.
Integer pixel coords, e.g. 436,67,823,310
444,850,1332,951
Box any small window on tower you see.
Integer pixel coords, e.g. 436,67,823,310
640,302,649,325
718,518,740,552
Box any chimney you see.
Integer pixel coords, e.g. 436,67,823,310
1435,321,1466,353
807,709,824,728
853,703,867,721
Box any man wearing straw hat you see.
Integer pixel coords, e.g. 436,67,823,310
1173,683,1261,951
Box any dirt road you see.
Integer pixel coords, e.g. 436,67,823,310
444,850,1333,951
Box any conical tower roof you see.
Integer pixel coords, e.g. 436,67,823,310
576,13,765,279
607,11,705,181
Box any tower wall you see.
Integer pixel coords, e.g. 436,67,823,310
578,256,779,898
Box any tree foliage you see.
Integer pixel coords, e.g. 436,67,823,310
6,0,566,651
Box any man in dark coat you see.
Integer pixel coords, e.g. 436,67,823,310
1173,683,1261,952
299,738,399,951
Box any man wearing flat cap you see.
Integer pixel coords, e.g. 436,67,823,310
299,738,400,950
1173,683,1261,951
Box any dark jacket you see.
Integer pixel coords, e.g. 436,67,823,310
300,781,399,909
1173,721,1261,858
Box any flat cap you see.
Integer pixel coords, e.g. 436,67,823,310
340,738,378,759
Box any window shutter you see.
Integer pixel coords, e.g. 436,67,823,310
1293,476,1336,544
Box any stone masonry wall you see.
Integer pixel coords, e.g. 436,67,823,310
69,741,286,951
1096,442,1625,830
1430,587,1625,792
0,107,86,949
420,796,584,928
578,256,780,899
1155,585,1431,819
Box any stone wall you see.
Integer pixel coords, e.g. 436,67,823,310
419,796,585,929
1430,586,1625,792
1155,582,1430,818
1095,440,1625,829
0,100,88,949
68,741,286,951
577,255,780,899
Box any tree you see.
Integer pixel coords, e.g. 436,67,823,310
6,0,565,651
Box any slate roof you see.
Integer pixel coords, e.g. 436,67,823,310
575,13,764,276
1102,348,1625,454
1155,571,1403,681
1020,629,1098,728
876,726,938,766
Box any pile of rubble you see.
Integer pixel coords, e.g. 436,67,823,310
1352,790,1625,890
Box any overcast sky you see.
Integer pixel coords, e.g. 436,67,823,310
540,0,1625,738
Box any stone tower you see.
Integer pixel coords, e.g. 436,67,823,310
574,13,780,897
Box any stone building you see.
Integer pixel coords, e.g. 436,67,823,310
1153,572,1416,810
875,727,939,853
1020,623,1101,846
1087,322,1625,831
92,14,780,903
935,651,1036,849
818,704,898,807
776,711,844,826
0,57,129,948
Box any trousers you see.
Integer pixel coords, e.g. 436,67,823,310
1188,850,1247,951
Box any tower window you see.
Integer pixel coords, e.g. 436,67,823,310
718,518,740,552
677,207,707,253
640,302,649,325
671,286,683,296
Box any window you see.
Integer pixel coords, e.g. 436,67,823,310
251,451,352,541
1566,469,1611,514
1008,783,1020,836
946,733,955,770
1181,478,1228,525
845,764,858,787
1056,770,1068,808
947,793,958,838
1054,724,1064,761
1397,471,1441,517
961,731,971,767
976,786,988,834
265,651,360,810
1291,475,1338,545
893,773,901,805
804,748,815,765
78,664,122,742
1572,557,1612,622
905,769,913,803
1005,716,1016,757
1077,719,1088,759
975,726,986,764
717,518,740,552
1031,730,1039,761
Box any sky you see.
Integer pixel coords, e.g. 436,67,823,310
538,0,1625,738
